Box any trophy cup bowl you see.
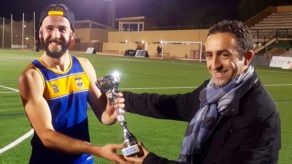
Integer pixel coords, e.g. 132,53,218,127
96,71,142,157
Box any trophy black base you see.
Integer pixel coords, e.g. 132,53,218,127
122,144,141,157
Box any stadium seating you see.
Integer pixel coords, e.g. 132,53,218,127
250,10,292,54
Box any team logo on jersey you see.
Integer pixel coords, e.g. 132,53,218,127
75,77,83,88
52,84,59,93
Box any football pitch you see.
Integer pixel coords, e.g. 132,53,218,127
0,49,291,163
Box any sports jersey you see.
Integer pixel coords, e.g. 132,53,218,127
29,55,93,164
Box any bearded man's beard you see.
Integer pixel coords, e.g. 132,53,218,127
40,36,70,59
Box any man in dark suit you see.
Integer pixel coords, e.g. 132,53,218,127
121,20,281,164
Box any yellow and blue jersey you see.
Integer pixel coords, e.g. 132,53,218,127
29,55,93,164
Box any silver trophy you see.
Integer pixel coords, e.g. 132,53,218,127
96,71,141,157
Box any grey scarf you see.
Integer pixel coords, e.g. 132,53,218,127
178,66,255,163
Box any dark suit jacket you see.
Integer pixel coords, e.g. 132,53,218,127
123,72,281,164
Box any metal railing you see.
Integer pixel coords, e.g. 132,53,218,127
252,28,292,53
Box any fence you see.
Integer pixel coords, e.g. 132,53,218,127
0,13,36,50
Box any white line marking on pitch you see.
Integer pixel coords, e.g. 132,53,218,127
264,84,292,87
0,91,18,93
0,129,34,154
121,83,292,90
0,85,19,92
0,84,33,155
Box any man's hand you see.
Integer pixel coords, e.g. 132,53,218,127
106,92,125,120
124,142,149,164
112,92,125,110
98,92,125,125
97,143,132,164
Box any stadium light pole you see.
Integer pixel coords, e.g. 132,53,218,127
11,14,13,48
104,0,116,28
2,17,4,48
160,40,164,60
33,12,35,51
22,13,24,50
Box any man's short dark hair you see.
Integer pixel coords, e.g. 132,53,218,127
208,20,254,54
39,4,75,31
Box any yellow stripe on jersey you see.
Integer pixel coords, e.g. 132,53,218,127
44,73,90,100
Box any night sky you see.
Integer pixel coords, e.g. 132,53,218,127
0,0,291,27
